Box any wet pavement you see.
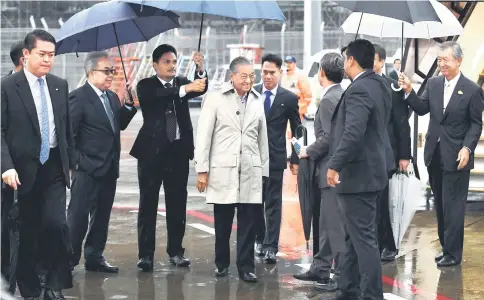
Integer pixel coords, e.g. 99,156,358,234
28,110,484,299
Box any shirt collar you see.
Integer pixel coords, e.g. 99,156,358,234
87,81,107,97
158,76,174,86
322,83,339,97
23,67,46,86
262,84,278,96
353,70,365,81
445,72,461,87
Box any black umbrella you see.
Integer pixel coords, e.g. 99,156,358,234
7,190,19,295
295,125,316,250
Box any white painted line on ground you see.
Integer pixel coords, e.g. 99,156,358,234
276,252,287,257
383,293,406,300
187,223,215,235
295,263,311,270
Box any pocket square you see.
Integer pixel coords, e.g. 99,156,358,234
457,90,463,95
55,88,59,91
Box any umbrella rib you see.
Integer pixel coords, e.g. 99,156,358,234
133,18,149,42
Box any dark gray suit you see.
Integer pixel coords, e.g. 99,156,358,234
327,70,390,300
306,84,345,279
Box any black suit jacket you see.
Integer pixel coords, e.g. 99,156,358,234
389,69,399,81
69,83,137,178
130,74,208,162
382,74,412,166
407,74,484,171
1,70,74,194
254,84,300,170
327,70,391,194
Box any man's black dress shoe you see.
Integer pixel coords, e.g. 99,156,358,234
169,254,191,267
85,260,119,273
315,278,338,292
293,270,322,281
137,257,154,271
255,243,265,257
381,248,397,262
44,289,65,300
435,252,444,262
239,272,258,283
264,250,277,264
214,268,229,277
437,256,459,267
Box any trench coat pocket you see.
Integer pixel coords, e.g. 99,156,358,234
210,155,237,189
251,155,263,191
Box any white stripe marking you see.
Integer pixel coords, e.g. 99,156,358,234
383,293,407,300
188,223,215,235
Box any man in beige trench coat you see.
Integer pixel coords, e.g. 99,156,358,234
194,56,269,283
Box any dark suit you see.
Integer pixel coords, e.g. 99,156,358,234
327,70,390,300
67,83,137,266
388,69,399,81
1,70,74,297
376,74,411,253
131,74,207,259
306,84,345,279
253,84,300,253
406,73,484,263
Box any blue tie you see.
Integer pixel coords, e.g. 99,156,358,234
38,78,50,164
264,90,272,115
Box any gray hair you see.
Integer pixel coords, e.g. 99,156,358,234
439,41,464,60
84,51,110,75
319,52,344,83
229,56,251,73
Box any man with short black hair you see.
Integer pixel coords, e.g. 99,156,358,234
131,44,208,271
7,40,24,75
1,29,74,300
321,39,390,300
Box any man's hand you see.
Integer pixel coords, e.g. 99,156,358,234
2,169,20,190
196,172,209,192
326,168,340,188
398,159,410,173
398,73,413,94
290,164,299,176
124,84,134,106
298,146,308,159
186,78,207,93
457,147,470,170
193,52,205,72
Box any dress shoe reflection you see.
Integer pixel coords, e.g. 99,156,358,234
137,271,155,300
214,278,230,300
166,273,185,300
436,266,462,298
262,266,280,300
83,273,107,300
236,279,259,299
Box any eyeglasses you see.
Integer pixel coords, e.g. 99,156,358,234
92,69,116,75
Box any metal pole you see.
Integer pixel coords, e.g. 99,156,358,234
304,0,312,70
280,23,286,59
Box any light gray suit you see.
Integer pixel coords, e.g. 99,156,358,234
305,84,345,279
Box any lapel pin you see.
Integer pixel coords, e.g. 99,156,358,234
281,103,285,106
55,88,59,91
457,90,463,95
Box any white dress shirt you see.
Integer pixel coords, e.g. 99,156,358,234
24,68,57,148
262,84,278,107
443,72,461,113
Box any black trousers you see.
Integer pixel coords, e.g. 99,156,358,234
375,183,397,253
254,169,284,252
337,191,383,300
428,144,470,263
137,140,189,258
214,204,259,274
1,184,14,280
17,148,72,298
67,167,117,266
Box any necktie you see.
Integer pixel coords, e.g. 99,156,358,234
101,93,115,131
164,82,177,142
38,78,50,164
264,90,272,115
443,83,451,112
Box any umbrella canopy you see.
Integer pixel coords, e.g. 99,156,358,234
55,1,180,55
297,158,317,250
341,0,463,39
333,0,441,24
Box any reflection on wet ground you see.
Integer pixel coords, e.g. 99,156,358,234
25,111,484,299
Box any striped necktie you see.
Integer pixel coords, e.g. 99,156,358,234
38,78,50,164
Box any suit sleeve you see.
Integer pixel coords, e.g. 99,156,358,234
68,90,83,168
194,92,217,173
184,73,209,100
328,86,372,172
116,91,137,131
306,95,337,161
287,93,301,165
1,86,14,173
406,82,430,116
136,79,181,107
463,88,484,152
64,81,76,170
259,107,270,177
392,90,411,160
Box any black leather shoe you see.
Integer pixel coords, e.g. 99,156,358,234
255,243,265,257
169,254,191,267
264,250,277,264
137,257,154,271
293,270,322,282
435,252,444,262
381,248,397,262
214,268,229,277
315,278,338,292
85,260,119,273
240,272,257,283
437,256,459,267
43,289,65,300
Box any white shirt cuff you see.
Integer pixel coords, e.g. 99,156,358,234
197,70,207,78
125,105,133,111
179,85,187,98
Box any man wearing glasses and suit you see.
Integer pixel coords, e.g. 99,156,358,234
130,44,208,271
